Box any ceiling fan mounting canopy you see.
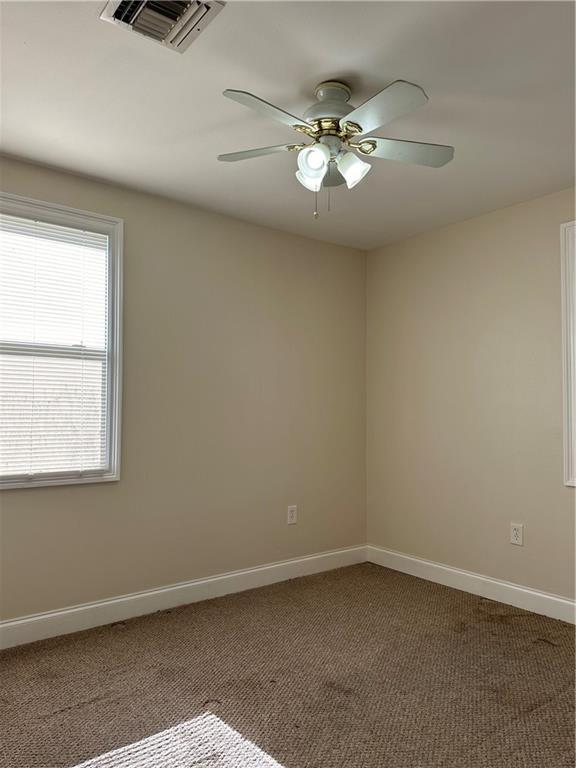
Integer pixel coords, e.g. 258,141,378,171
303,81,353,123
314,81,352,101
217,78,455,194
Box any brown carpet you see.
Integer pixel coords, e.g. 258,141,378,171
1,563,574,768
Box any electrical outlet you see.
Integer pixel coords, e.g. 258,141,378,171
510,522,524,546
287,505,297,525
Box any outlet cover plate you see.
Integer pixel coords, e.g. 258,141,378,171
510,522,524,546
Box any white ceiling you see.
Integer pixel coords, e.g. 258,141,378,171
1,1,574,250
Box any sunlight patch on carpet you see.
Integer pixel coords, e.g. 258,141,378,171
72,713,285,768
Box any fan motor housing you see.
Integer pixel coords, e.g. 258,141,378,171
303,81,354,122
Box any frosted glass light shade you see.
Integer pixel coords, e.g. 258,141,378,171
295,170,323,192
297,144,330,179
336,152,371,189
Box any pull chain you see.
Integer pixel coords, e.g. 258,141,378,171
313,190,319,219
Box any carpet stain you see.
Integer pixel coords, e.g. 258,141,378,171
534,637,560,647
201,699,222,709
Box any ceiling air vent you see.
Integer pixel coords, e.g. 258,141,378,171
100,1,225,52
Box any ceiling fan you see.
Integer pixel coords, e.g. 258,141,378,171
217,80,454,193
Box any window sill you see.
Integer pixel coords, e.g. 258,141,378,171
0,471,120,491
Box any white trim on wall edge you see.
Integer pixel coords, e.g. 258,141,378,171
366,545,575,624
0,546,366,649
561,220,576,486
2,544,574,649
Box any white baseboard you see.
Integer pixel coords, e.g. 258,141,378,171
0,545,366,650
3,543,573,649
366,545,576,624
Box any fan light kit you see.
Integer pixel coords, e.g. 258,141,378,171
218,79,454,216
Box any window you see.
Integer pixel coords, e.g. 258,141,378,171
561,220,576,487
0,193,122,489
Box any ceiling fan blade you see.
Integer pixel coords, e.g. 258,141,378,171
218,144,297,162
362,137,454,167
342,80,429,137
223,89,308,130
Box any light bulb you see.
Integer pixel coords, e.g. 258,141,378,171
335,151,371,189
297,144,330,179
306,152,325,171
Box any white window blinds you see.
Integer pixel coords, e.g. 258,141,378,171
0,196,122,488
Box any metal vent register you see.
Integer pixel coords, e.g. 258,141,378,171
100,1,225,52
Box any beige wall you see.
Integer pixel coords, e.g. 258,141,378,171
1,155,573,621
0,156,367,619
367,188,575,599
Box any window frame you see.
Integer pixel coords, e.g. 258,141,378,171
0,192,123,490
561,220,576,487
